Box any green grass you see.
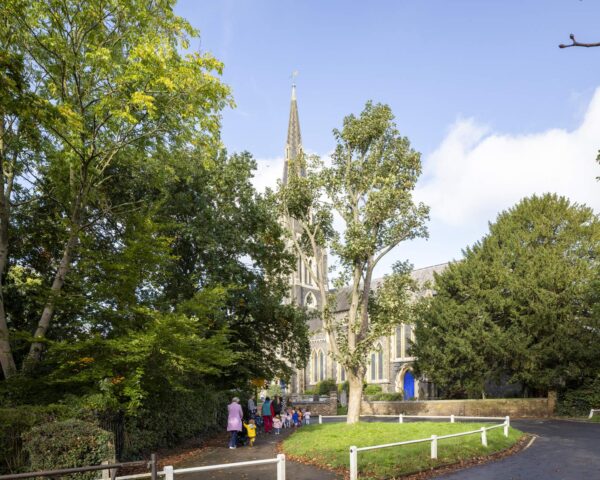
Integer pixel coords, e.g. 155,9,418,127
282,422,523,479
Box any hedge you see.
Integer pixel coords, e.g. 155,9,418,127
0,404,72,474
22,419,114,480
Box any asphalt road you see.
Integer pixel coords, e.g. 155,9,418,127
434,419,600,480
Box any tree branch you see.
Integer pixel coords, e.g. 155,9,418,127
559,34,600,49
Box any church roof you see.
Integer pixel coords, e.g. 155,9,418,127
282,84,303,184
332,263,449,312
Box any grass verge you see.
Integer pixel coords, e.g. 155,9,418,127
282,421,523,479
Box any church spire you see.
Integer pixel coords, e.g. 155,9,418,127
283,82,302,184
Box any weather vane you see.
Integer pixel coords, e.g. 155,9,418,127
290,70,299,85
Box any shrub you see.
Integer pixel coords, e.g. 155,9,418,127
317,378,337,395
363,384,382,395
22,419,114,480
303,388,315,395
0,404,72,474
337,381,349,394
557,377,600,417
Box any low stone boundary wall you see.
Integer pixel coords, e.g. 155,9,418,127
290,391,337,415
361,397,553,418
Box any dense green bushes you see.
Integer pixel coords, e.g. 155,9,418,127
557,377,600,417
317,379,337,395
22,420,114,480
363,384,382,395
0,405,72,473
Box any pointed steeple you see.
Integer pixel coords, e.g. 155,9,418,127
283,83,302,184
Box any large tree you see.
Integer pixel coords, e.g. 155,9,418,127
280,102,429,423
0,0,230,374
413,194,600,397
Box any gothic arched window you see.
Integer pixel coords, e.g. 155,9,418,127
318,350,325,381
312,351,318,383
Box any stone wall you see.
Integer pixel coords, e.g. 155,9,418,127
289,391,337,415
361,396,553,418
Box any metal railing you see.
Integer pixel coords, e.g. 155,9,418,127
115,455,286,480
589,409,600,419
0,454,286,480
0,457,154,480
318,413,506,424
347,417,510,480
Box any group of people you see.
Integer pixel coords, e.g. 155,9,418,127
226,396,312,449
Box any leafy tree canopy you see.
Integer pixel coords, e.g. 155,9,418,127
413,194,600,398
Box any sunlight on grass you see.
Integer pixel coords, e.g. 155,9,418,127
282,422,523,479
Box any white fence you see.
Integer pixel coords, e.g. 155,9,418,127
334,416,510,480
114,454,286,480
319,413,507,424
590,409,600,419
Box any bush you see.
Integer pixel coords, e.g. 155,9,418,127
557,377,600,417
0,404,72,474
303,389,315,395
368,392,404,401
337,381,349,394
363,384,382,395
22,419,114,480
317,378,337,395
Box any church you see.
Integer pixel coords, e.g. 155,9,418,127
281,84,447,400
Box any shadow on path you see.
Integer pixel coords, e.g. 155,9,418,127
174,427,339,480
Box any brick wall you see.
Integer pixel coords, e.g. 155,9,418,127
361,396,553,418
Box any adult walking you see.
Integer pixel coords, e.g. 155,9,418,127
273,395,282,417
227,397,243,449
262,396,275,433
248,396,257,417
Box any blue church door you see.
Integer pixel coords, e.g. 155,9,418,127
403,371,415,399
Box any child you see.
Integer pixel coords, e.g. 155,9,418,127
297,408,303,426
273,415,282,435
284,409,291,428
243,419,257,447
255,412,264,433
304,409,311,425
292,409,299,427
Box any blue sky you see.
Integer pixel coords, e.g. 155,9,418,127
176,0,600,277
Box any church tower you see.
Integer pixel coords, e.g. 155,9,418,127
282,83,327,313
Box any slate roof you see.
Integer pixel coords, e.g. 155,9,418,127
332,262,449,313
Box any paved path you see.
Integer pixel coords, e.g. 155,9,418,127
174,427,338,480
434,419,600,480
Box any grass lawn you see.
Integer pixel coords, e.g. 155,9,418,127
282,422,524,479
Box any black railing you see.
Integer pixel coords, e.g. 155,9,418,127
0,454,157,480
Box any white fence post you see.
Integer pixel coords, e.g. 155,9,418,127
399,414,403,423
450,414,455,423
349,446,358,480
480,427,487,447
505,415,510,429
276,453,286,480
430,435,438,459
589,409,594,419
504,419,509,437
164,466,174,480
319,415,322,424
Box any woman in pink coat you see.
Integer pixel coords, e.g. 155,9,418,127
227,397,243,449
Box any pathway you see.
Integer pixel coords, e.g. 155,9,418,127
174,427,338,480
434,418,600,479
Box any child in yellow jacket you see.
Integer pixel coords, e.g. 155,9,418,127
243,419,257,446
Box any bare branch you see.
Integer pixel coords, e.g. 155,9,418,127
559,33,600,49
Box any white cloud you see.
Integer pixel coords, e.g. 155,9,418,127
416,88,600,227
252,157,283,193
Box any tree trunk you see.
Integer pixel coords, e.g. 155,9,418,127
347,366,364,424
0,114,16,378
26,231,77,365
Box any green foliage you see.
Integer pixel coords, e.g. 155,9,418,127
121,389,228,458
338,380,349,394
22,419,114,480
414,194,600,398
316,378,338,395
363,384,383,395
0,405,72,474
557,375,600,417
